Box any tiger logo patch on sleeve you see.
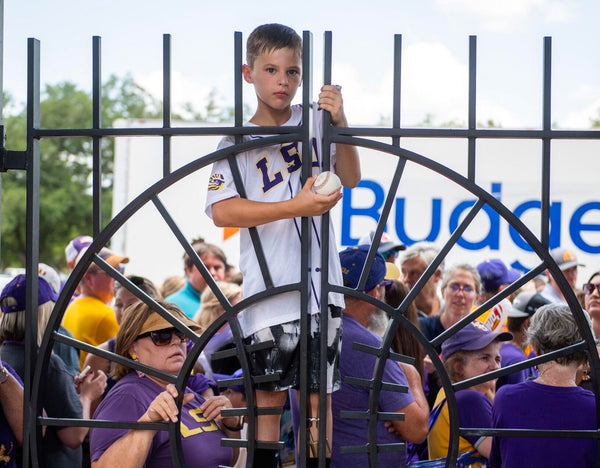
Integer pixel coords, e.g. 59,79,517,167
208,173,226,191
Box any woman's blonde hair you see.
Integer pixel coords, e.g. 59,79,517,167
0,301,54,347
195,282,242,329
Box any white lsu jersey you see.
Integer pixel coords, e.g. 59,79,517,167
205,104,345,337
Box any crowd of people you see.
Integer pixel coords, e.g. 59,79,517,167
0,231,596,468
0,22,597,468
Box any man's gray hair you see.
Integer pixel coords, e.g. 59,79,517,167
401,242,444,272
527,303,591,365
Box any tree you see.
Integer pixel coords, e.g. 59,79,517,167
1,75,164,270
181,88,254,123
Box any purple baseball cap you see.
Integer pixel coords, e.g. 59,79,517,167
339,244,400,291
0,275,59,314
476,258,521,293
441,321,512,361
65,235,93,264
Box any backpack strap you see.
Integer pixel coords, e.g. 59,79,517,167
406,397,447,462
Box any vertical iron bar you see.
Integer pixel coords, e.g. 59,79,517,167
317,30,333,468
23,37,41,468
163,34,172,177
357,39,408,302
234,32,243,130
299,30,313,468
392,34,402,146
0,0,3,119
92,36,102,236
0,0,4,255
467,35,477,182
227,33,274,290
232,30,260,467
540,37,551,248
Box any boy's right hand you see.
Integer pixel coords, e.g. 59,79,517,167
292,175,343,216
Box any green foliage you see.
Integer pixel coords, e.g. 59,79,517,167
181,88,253,123
0,75,167,270
376,113,504,128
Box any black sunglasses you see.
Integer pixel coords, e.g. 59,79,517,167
138,328,189,346
583,283,600,296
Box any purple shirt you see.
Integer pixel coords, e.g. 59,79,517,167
496,343,538,390
187,373,218,396
331,315,415,468
203,325,233,360
456,389,493,449
0,362,21,468
91,373,233,467
490,380,597,468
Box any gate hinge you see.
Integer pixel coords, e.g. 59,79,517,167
0,126,27,172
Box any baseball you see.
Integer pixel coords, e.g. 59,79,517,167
313,171,342,196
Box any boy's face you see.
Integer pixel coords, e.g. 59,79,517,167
243,47,302,114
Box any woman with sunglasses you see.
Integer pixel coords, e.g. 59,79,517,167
86,277,219,406
583,271,600,337
90,301,240,468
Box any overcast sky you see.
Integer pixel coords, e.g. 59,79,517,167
3,0,599,128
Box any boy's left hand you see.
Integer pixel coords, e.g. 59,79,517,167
318,85,347,127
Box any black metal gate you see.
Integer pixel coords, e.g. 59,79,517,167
1,13,599,468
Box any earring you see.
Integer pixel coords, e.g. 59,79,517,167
131,353,145,378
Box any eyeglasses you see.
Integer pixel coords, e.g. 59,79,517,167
447,283,475,295
583,283,600,296
138,328,189,346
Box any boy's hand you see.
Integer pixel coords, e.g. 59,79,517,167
292,175,343,216
318,85,347,127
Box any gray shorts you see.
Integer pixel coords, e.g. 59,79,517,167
243,305,342,393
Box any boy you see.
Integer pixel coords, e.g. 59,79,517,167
205,23,360,467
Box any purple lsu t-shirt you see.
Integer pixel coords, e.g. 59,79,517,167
0,362,22,468
455,389,493,449
490,380,597,468
90,373,233,467
331,315,415,468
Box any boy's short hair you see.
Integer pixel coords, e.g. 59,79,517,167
246,23,302,68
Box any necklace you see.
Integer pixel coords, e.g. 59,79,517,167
535,362,577,387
